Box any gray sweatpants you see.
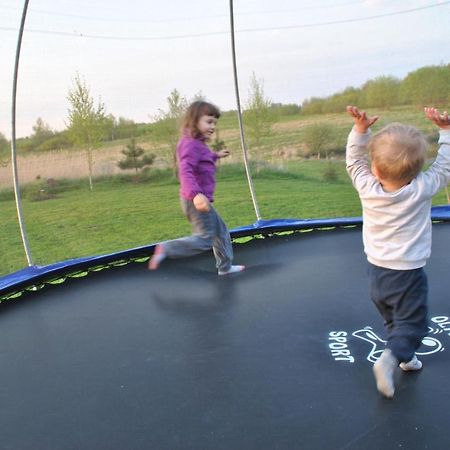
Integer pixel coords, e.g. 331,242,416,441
163,198,233,272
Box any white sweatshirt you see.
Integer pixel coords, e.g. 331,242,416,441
346,128,450,270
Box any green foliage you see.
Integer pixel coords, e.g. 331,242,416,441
67,74,107,148
243,72,278,147
26,177,59,201
117,138,155,173
271,103,301,116
362,76,401,108
67,73,108,190
210,128,226,152
301,64,450,115
31,118,54,146
400,65,450,106
301,97,327,115
302,123,336,159
211,138,225,152
152,89,188,173
323,163,339,182
0,132,10,166
35,131,72,152
104,115,139,141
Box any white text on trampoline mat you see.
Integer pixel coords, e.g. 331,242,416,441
328,331,355,363
328,315,449,364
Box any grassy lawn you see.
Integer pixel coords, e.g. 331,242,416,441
2,160,448,277
2,106,448,277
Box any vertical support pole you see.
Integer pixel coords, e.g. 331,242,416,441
11,0,34,266
228,0,262,221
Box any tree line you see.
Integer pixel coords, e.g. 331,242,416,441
301,64,450,115
1,63,448,184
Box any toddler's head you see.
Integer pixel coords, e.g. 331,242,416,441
368,123,428,186
182,101,221,139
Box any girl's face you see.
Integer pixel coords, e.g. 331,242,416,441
197,115,217,139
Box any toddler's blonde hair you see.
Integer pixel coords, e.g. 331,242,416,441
368,123,428,184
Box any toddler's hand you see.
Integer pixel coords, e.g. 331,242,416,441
193,193,210,212
346,105,379,133
424,107,450,130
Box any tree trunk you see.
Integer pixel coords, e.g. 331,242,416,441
86,147,94,191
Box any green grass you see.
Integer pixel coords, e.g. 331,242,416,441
2,161,447,277
2,106,448,277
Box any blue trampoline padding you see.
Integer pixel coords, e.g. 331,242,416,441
1,205,449,296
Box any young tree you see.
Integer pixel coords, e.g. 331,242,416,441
151,89,188,175
243,72,278,148
117,138,155,174
66,74,107,190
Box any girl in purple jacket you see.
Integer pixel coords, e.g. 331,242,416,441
149,101,245,275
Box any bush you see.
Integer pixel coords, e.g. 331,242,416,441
323,163,339,182
25,177,59,201
302,123,336,159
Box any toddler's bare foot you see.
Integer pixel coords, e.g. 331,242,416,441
148,244,166,270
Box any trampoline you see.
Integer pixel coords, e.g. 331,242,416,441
1,211,450,450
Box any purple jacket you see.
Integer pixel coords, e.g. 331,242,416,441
177,134,219,202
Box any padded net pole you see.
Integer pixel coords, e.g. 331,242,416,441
228,0,262,221
11,0,33,267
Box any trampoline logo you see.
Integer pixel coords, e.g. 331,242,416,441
328,315,450,364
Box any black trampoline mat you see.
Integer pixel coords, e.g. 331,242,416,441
1,224,449,450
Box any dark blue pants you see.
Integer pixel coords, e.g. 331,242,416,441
368,263,428,363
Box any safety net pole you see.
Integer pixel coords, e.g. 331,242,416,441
11,0,33,267
228,0,262,221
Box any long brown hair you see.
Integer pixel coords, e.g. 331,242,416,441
181,101,221,139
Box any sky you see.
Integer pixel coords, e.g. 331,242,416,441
1,0,449,138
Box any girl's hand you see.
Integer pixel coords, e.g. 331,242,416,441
193,193,211,212
346,105,379,133
217,149,230,158
424,107,450,129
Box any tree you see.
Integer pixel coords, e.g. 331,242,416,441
302,123,335,159
0,132,10,167
362,76,400,108
400,65,450,106
243,72,278,148
0,132,9,152
301,97,326,115
117,138,155,174
66,74,107,190
322,87,363,113
35,131,73,152
31,117,54,148
115,117,138,140
151,89,188,175
104,115,138,141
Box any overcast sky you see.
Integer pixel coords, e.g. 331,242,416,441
1,0,449,138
